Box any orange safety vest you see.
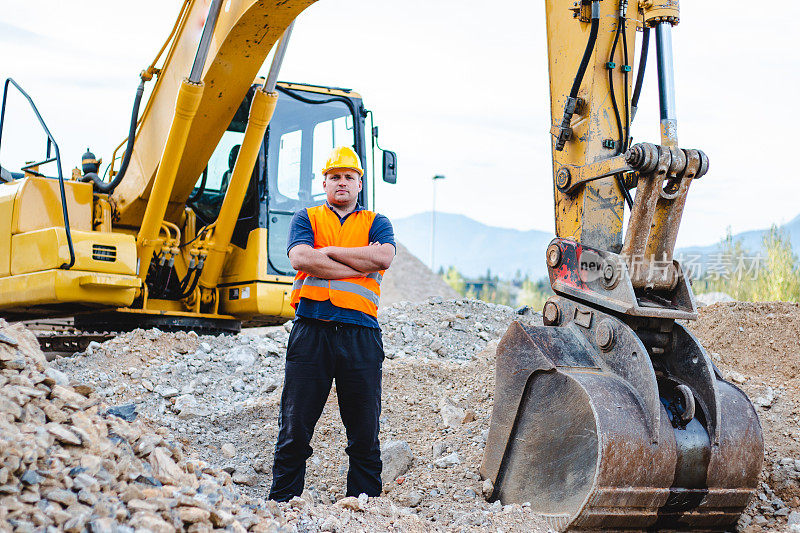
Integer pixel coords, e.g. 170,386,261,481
290,205,384,317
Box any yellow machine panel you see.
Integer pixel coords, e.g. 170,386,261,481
10,177,92,233
218,228,294,321
11,228,136,276
0,177,93,277
0,270,139,311
220,281,292,322
0,180,19,277
219,227,268,284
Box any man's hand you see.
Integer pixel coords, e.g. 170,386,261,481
288,245,367,280
318,243,394,273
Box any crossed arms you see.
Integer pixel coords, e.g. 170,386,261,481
288,243,395,280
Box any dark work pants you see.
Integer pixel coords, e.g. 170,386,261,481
269,317,384,502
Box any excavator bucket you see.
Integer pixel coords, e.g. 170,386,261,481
481,296,763,531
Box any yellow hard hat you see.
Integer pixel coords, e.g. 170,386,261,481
321,146,363,177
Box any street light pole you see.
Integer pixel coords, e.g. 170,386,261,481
430,174,446,270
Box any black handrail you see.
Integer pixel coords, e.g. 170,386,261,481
0,78,75,269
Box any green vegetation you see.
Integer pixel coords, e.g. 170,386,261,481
442,266,465,295
441,267,553,310
693,226,800,302
517,277,553,311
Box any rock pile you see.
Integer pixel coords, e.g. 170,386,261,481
0,319,301,532
693,302,800,531
379,243,459,308
53,328,291,501
380,297,540,360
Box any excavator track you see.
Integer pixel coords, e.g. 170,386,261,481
23,312,241,354
24,319,118,354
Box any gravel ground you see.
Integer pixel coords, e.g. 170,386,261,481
5,295,799,531
692,302,800,532
50,299,549,532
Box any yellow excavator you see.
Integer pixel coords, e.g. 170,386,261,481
0,0,762,530
0,0,396,347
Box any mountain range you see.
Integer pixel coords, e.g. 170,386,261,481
393,212,553,279
393,211,800,280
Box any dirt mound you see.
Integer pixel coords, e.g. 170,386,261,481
380,242,459,307
692,302,800,531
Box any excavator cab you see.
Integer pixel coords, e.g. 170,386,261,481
184,81,392,325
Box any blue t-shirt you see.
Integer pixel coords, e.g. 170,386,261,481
287,203,395,328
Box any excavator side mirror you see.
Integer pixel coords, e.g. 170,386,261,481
382,150,397,184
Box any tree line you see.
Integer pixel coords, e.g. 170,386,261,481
438,266,553,309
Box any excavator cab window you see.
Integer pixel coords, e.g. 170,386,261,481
191,130,246,223
265,86,365,276
188,84,367,277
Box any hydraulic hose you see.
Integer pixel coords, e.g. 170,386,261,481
555,0,600,151
568,3,600,100
608,17,624,153
606,5,634,209
631,26,650,122
620,11,631,150
179,267,201,299
83,79,145,193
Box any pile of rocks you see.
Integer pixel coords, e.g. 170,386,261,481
692,302,800,531
0,319,294,532
53,327,290,500
379,243,459,308
22,296,797,531
379,297,541,360
738,480,796,530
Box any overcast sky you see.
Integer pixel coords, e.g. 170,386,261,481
1,0,798,249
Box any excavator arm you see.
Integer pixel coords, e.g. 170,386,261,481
109,0,317,227
482,1,763,530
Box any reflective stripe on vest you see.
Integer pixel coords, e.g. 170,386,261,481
290,205,385,317
292,276,380,307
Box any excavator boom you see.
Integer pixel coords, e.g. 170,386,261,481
111,0,317,228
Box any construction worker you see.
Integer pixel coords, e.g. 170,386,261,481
269,146,395,502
